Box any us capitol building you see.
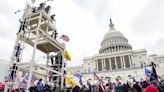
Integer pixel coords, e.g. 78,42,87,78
68,19,164,83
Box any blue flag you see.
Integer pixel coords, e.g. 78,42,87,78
145,67,152,77
74,73,82,78
31,0,36,3
79,77,83,86
74,72,83,86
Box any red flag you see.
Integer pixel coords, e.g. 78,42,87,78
60,35,70,42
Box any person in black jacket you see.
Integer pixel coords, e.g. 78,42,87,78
10,63,17,80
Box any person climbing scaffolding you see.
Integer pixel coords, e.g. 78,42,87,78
18,18,27,34
15,43,22,62
10,63,18,81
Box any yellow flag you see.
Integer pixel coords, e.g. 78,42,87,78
69,71,75,76
64,50,71,61
65,77,77,88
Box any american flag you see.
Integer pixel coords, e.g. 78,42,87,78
93,72,100,80
100,81,105,92
60,35,70,42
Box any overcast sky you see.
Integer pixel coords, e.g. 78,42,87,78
0,0,164,66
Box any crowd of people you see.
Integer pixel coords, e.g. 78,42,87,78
85,79,164,92
1,75,164,92
29,78,164,92
18,76,164,92
1,62,163,92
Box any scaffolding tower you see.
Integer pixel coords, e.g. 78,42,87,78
4,2,66,92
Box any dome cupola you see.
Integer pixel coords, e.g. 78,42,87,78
99,19,132,54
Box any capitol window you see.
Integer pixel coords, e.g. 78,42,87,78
105,58,110,70
124,55,130,68
116,57,121,69
111,57,116,69
98,59,102,71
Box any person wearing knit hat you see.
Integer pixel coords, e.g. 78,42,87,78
145,85,158,92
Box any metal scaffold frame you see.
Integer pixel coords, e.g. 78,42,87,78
4,2,66,92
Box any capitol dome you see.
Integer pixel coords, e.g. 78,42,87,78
99,19,132,54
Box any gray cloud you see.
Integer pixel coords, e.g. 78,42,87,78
130,0,164,54
73,0,112,23
0,0,25,59
146,38,164,55
131,0,164,36
0,1,14,15
0,0,23,39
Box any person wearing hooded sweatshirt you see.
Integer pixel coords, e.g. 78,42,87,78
144,85,158,92
37,79,44,92
133,82,142,92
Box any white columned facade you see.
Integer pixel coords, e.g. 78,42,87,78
104,58,106,70
122,56,126,69
94,60,96,71
130,55,133,66
118,46,120,51
115,57,117,69
96,60,98,71
128,55,132,68
120,56,123,69
100,59,103,71
123,46,125,50
109,58,112,70
131,55,134,67
117,46,119,51
102,59,104,70
78,19,155,83
101,59,102,70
